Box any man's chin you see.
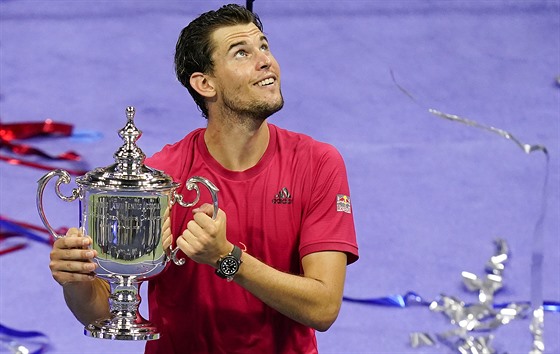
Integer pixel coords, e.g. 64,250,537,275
248,97,284,120
260,101,284,119
222,94,284,120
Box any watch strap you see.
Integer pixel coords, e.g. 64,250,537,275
230,244,242,260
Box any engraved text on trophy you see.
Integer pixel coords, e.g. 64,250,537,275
89,195,163,261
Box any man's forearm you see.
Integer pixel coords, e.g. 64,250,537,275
233,251,347,332
63,278,111,326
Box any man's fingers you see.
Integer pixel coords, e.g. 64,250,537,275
54,235,92,250
51,248,96,261
50,258,96,273
50,227,98,285
65,227,83,237
163,216,171,230
181,229,204,248
176,234,197,256
186,219,204,237
49,255,98,286
192,203,218,218
52,271,96,284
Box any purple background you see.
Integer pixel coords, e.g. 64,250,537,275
1,1,558,353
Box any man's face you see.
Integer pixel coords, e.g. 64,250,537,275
208,23,283,120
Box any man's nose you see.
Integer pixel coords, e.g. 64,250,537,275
256,51,272,69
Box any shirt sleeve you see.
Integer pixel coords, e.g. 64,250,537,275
299,143,359,264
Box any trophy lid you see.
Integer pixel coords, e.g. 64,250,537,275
76,106,178,190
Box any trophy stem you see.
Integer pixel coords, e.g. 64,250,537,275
85,276,159,340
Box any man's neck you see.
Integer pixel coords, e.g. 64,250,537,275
204,116,270,172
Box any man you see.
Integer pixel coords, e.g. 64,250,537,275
49,4,358,353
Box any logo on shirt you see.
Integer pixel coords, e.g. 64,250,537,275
336,194,351,214
272,187,292,204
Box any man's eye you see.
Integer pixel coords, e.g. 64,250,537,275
235,50,247,58
260,44,269,51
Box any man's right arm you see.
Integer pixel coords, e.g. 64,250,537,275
50,228,110,326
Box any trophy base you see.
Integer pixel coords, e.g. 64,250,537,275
85,317,160,341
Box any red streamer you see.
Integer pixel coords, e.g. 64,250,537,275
0,119,87,175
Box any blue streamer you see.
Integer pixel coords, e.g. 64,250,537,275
69,129,103,142
343,292,430,308
343,293,560,313
0,323,49,354
0,219,51,245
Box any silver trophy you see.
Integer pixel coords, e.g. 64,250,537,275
36,106,218,340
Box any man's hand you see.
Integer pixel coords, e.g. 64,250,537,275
176,203,231,267
49,227,98,285
162,207,173,252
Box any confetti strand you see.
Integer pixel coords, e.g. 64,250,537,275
0,120,88,175
390,70,551,353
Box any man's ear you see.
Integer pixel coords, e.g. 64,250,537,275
190,72,216,98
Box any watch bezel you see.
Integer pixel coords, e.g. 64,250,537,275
219,255,239,276
216,245,242,280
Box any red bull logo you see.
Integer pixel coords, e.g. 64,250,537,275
336,194,351,214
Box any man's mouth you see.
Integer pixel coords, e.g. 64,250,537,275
256,78,275,87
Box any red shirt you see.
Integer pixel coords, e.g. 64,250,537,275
145,123,358,354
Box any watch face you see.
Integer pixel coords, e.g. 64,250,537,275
220,256,239,276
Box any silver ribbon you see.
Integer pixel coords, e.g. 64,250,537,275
426,109,549,354
409,333,436,348
421,240,534,353
391,71,550,353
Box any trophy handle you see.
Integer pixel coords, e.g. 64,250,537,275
170,176,219,266
36,169,81,240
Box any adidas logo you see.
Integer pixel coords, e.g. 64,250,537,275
272,187,292,204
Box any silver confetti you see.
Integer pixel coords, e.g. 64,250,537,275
391,72,550,353
410,333,436,348
458,335,496,354
529,307,545,354
485,239,509,276
428,109,548,155
415,240,539,352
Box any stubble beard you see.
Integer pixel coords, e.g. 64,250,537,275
222,90,285,126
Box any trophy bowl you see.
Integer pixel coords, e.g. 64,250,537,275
36,107,218,340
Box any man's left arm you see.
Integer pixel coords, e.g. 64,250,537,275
234,249,348,332
177,204,349,331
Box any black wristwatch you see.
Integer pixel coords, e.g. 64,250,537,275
215,245,242,281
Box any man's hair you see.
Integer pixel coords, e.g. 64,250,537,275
175,4,264,118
